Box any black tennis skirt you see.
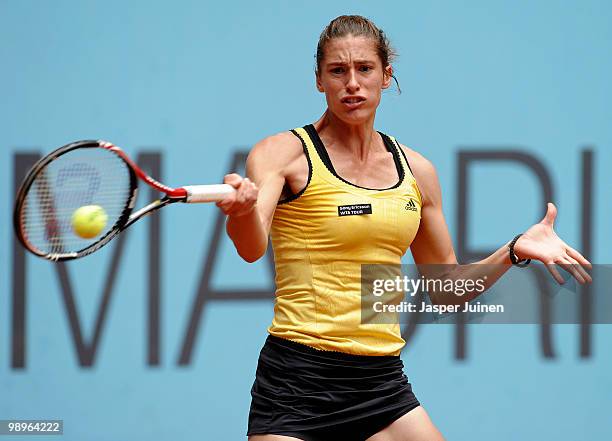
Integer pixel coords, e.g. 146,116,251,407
247,334,420,441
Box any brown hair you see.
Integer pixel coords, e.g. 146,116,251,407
315,15,401,93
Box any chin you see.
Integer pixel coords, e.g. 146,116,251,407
338,110,375,125
329,106,375,125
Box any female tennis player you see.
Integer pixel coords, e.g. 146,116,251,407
216,15,592,441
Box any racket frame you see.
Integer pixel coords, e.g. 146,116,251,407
14,140,188,261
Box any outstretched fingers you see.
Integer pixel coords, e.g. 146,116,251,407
545,262,565,285
562,253,592,283
556,257,585,284
546,254,592,285
566,245,592,269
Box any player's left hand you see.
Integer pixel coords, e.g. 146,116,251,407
513,202,592,284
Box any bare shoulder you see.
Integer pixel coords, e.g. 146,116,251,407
397,142,441,205
247,130,303,172
398,143,436,176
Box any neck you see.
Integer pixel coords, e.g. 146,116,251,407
313,109,380,161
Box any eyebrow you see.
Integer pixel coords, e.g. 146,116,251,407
325,59,376,66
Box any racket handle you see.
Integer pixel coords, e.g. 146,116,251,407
182,184,236,203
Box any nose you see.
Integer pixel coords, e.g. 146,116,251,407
346,68,360,92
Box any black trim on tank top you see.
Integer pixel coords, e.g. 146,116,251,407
277,129,313,205
304,124,405,191
393,137,425,206
392,137,415,175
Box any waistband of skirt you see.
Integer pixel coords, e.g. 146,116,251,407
265,334,401,362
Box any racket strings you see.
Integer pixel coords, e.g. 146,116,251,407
20,148,133,255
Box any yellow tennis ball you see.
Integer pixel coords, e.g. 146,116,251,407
72,205,108,239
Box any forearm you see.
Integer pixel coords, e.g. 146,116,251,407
226,208,268,263
429,241,514,305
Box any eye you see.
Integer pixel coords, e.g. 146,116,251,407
331,67,345,74
359,65,373,72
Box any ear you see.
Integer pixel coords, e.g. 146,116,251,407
382,65,393,89
316,72,324,93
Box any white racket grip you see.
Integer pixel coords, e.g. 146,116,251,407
182,184,236,203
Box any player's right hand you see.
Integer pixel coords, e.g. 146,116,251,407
216,173,259,217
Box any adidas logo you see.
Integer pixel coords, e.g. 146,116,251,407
405,199,417,211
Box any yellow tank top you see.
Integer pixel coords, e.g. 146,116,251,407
268,124,422,356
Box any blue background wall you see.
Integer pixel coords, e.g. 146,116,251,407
1,1,611,440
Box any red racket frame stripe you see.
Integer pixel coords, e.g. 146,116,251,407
99,140,188,199
99,141,235,202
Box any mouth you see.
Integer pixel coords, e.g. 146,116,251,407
341,96,366,109
341,96,366,104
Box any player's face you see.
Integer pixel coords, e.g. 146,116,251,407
316,35,392,125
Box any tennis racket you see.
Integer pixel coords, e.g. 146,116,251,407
14,140,235,261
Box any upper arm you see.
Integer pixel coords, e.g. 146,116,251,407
400,144,458,266
245,131,303,234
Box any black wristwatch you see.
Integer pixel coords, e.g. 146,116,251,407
508,233,531,267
